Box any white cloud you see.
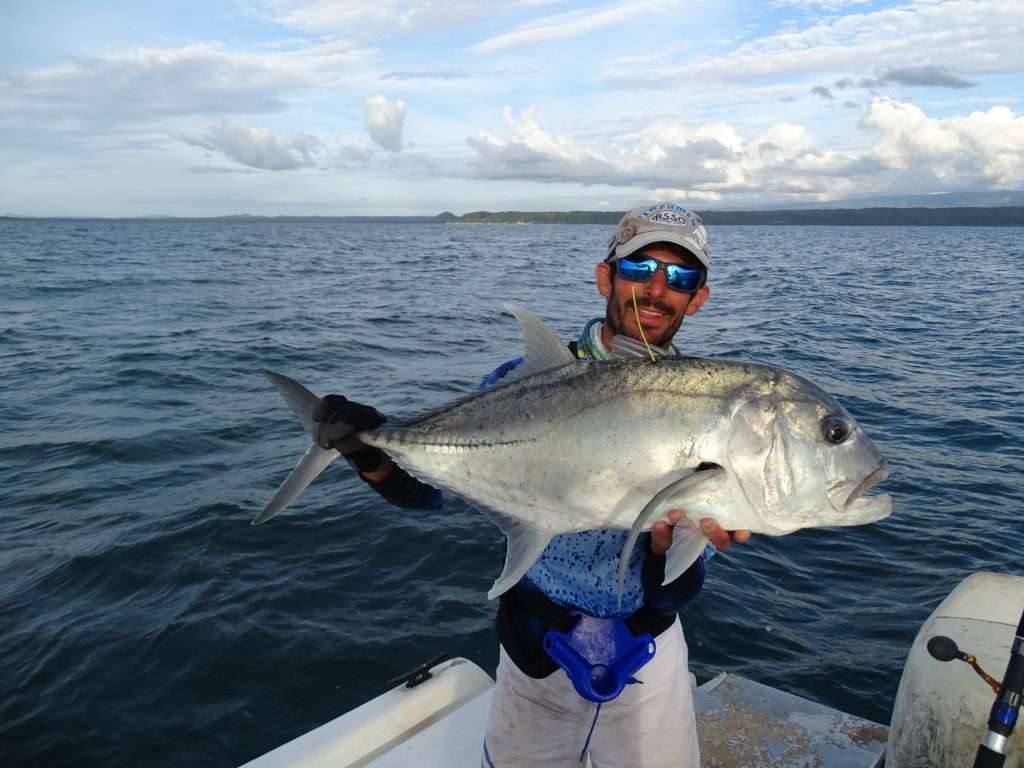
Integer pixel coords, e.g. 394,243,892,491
467,106,617,182
863,98,1024,187
465,101,1024,203
604,0,1024,87
264,0,496,38
471,0,678,53
183,121,321,170
328,143,378,169
380,70,470,81
365,95,408,152
468,106,794,193
923,96,1020,109
0,41,376,126
772,0,870,9
188,165,258,174
182,120,379,171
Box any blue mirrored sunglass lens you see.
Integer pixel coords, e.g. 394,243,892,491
664,266,703,292
618,259,658,281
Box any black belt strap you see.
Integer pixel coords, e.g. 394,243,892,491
511,583,579,633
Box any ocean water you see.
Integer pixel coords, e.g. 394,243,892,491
1,218,1021,766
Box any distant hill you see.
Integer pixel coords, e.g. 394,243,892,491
151,213,448,223
783,190,1024,209
453,207,1024,226
455,210,619,224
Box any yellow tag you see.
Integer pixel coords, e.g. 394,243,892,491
630,286,658,363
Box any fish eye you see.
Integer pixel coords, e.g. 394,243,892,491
821,416,850,445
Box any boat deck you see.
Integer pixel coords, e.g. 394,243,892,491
693,673,886,768
243,660,887,767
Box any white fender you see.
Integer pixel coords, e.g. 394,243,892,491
887,572,1024,768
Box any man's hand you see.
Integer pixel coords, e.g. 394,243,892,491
312,395,389,476
650,509,752,556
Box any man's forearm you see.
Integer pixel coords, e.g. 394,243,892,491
359,456,396,483
357,457,443,510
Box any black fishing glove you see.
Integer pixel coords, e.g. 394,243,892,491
312,395,386,474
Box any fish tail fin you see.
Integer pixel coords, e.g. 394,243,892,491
252,444,339,526
252,370,342,526
263,369,321,438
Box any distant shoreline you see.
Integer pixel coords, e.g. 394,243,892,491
3,207,1023,226
447,208,1024,226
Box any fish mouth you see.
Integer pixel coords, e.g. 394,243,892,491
843,461,892,519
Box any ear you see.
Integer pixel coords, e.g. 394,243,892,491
595,262,613,298
685,284,710,316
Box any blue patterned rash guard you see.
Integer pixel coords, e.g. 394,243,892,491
478,318,711,619
521,529,648,617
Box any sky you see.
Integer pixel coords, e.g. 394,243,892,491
1,0,1022,216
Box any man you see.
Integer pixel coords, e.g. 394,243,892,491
315,203,750,767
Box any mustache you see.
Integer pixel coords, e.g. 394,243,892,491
624,298,675,316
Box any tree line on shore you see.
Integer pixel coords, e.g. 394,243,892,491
444,208,1024,226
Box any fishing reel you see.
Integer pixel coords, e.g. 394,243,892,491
927,619,1024,768
927,635,1002,694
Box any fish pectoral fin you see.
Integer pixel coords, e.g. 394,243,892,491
486,518,554,600
501,304,575,380
614,467,726,607
663,524,711,586
252,444,340,525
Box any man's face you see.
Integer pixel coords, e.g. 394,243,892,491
595,243,710,349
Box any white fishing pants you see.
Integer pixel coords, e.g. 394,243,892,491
482,617,700,768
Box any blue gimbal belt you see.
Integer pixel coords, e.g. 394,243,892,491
544,613,656,703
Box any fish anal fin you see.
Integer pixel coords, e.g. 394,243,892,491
486,517,554,600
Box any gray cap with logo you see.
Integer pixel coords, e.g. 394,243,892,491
606,203,710,269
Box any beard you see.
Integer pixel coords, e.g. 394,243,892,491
605,287,686,349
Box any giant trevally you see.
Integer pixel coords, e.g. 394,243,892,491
254,305,891,603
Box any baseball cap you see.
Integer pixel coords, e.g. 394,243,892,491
606,203,710,269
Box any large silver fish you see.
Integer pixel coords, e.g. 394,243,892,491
254,305,892,602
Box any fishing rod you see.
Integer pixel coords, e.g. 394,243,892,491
928,604,1024,768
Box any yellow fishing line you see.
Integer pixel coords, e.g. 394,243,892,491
630,286,658,363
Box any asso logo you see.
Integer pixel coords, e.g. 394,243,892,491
639,204,701,229
648,211,691,226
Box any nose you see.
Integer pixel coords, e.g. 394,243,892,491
643,268,668,298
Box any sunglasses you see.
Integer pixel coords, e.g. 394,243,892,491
616,253,706,294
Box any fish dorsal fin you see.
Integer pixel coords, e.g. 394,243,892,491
614,467,726,607
502,304,575,380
